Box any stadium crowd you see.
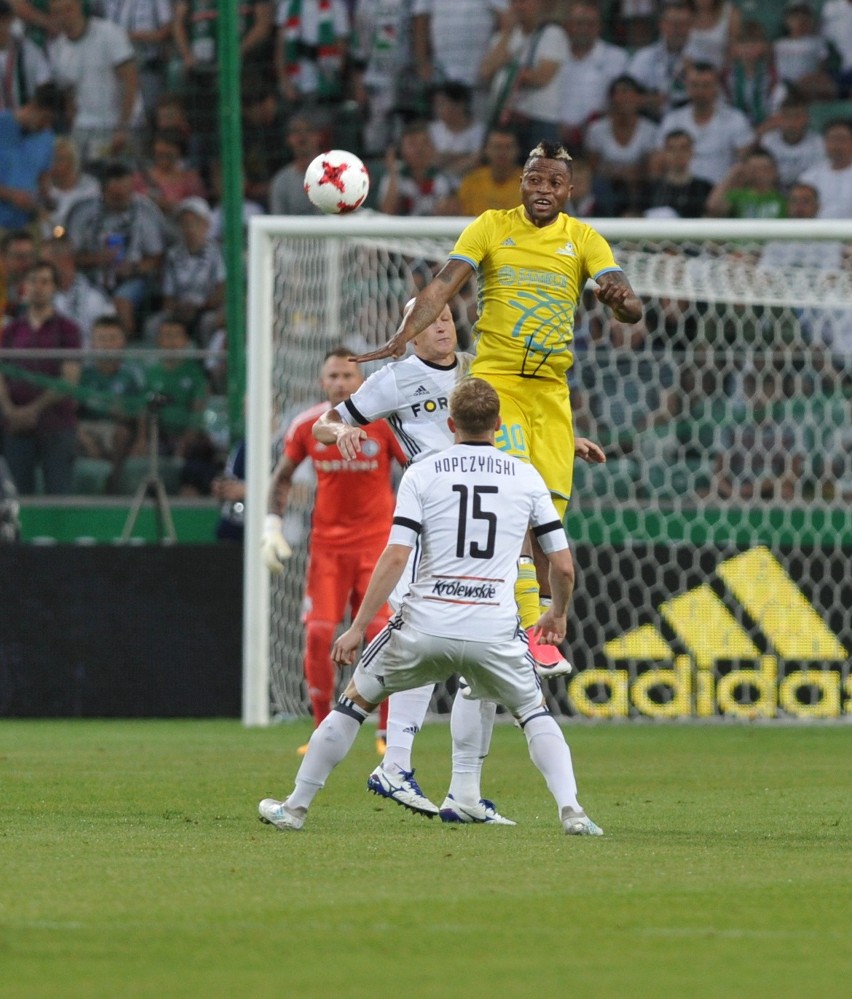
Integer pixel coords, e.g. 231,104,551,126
0,0,851,501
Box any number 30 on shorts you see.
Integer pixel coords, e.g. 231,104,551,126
494,422,527,457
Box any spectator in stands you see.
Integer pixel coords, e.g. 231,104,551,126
76,312,142,491
683,0,742,72
48,0,144,165
774,1,836,103
0,259,81,494
101,0,174,117
613,0,659,51
208,157,264,240
564,156,616,217
240,73,290,210
42,233,116,349
173,0,274,164
656,61,754,185
0,81,62,237
0,227,35,319
479,0,568,154
799,117,852,218
134,314,214,494
212,435,246,542
273,0,349,111
412,0,509,121
557,0,629,150
821,0,852,98
705,147,787,219
724,20,783,128
757,94,826,189
40,136,100,240
628,1,693,120
351,0,420,156
0,0,52,111
427,82,485,181
453,126,522,215
65,160,167,336
268,111,325,216
584,74,658,217
132,128,207,226
377,119,456,216
159,196,225,347
642,128,713,218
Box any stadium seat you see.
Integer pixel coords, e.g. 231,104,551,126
808,100,852,132
72,457,112,496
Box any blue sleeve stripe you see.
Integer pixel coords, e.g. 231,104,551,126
592,266,623,280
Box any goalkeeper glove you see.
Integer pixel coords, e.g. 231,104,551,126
261,514,292,573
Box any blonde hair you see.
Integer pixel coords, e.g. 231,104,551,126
450,378,500,435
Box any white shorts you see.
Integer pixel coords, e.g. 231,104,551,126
353,617,543,719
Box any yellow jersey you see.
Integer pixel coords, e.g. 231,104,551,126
450,206,622,382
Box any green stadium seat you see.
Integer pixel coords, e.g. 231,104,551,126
72,457,112,496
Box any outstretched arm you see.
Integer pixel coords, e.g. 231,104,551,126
595,271,643,324
312,407,368,460
351,258,473,362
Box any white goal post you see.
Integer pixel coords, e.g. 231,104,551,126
243,215,852,727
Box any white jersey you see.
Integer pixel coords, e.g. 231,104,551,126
336,351,473,463
389,442,568,641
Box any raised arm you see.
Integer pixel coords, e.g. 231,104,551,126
351,258,473,362
594,270,643,325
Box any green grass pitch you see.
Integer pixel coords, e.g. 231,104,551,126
2,719,849,999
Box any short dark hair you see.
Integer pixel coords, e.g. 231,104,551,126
32,82,65,117
323,346,357,363
450,378,500,436
1,228,35,253
28,259,59,285
102,160,134,183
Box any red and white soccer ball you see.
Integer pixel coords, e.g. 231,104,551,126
304,149,370,215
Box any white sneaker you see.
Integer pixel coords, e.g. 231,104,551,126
561,806,603,836
439,794,517,826
367,765,439,817
258,797,305,831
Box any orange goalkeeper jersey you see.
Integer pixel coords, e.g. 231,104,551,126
283,401,406,550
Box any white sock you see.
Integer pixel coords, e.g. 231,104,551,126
287,708,364,811
447,693,497,804
522,713,581,814
382,684,435,772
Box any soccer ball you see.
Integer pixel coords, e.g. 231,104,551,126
304,150,370,215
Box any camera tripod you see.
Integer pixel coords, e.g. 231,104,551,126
120,397,177,544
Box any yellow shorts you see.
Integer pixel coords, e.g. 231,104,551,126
477,370,574,517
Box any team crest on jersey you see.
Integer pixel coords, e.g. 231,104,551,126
361,438,380,457
555,242,577,257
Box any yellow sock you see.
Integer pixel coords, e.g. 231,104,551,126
515,558,540,629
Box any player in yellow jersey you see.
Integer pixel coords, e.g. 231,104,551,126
354,140,643,668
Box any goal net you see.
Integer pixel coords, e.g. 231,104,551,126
243,216,852,727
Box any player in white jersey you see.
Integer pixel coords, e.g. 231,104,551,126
314,303,603,824
259,378,603,836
